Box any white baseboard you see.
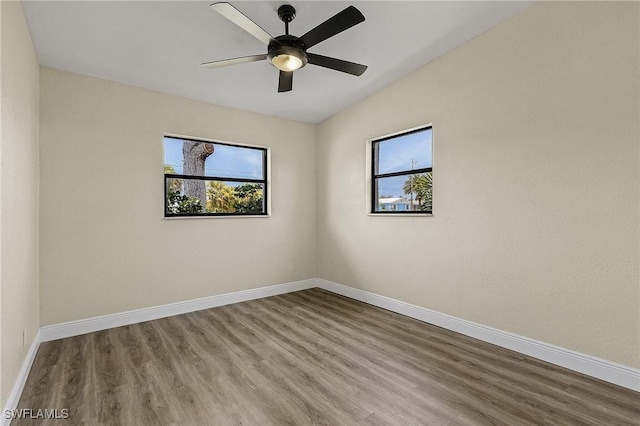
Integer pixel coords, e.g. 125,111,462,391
40,279,316,342
317,279,640,392
2,329,42,426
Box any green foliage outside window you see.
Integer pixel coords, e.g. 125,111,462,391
166,190,203,214
403,172,432,211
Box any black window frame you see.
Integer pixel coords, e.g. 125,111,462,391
371,125,433,215
164,135,269,218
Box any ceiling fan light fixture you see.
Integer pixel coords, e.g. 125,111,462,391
272,53,303,71
268,37,307,72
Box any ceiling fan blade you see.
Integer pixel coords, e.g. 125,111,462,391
307,53,367,76
211,2,273,45
201,54,267,69
278,71,293,92
299,6,365,49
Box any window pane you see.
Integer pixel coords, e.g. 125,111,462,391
166,177,206,214
374,172,432,212
166,178,265,215
206,181,264,214
375,128,432,175
205,144,264,180
164,137,264,179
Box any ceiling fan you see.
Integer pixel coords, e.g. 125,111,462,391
202,3,368,93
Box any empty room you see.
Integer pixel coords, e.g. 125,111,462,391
1,0,639,424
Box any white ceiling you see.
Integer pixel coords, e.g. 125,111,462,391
22,1,533,124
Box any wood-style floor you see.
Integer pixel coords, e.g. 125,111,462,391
15,288,640,425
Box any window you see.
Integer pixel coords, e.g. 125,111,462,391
164,135,268,217
371,126,432,214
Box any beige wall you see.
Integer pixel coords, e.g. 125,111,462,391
0,1,40,403
317,1,640,368
39,68,317,326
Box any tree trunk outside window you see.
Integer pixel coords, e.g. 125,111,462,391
182,141,214,207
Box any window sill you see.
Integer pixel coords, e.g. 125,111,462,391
164,214,271,219
368,213,433,217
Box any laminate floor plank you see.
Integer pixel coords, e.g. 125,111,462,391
14,288,640,425
232,299,441,424
243,298,459,424
260,296,541,425
305,290,640,425
271,295,543,420
227,304,383,424
288,290,639,424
